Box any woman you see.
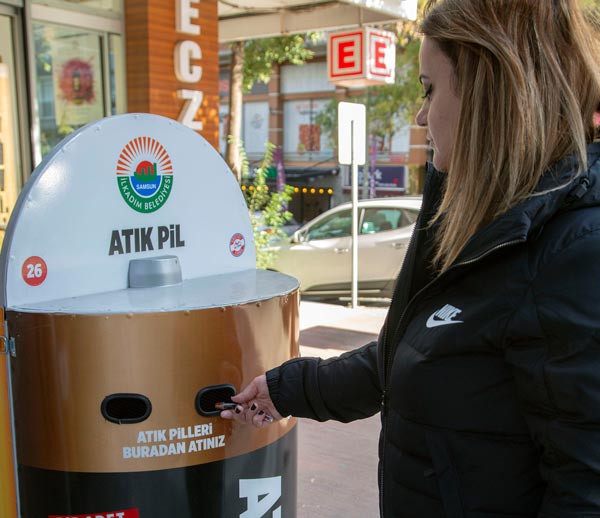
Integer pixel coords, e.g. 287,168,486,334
222,0,600,515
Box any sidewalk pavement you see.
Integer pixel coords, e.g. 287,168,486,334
295,300,388,518
299,300,387,358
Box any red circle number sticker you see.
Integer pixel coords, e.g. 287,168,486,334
22,256,48,287
229,233,246,257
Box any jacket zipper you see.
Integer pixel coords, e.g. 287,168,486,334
378,237,524,517
378,216,420,518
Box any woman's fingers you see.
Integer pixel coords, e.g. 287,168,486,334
231,380,259,405
220,401,279,428
220,375,283,427
252,408,275,427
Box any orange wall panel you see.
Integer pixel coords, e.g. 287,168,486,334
125,0,219,149
0,332,17,518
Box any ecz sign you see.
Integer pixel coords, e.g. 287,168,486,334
327,28,396,88
175,0,204,131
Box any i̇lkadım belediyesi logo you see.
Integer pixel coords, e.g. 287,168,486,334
116,136,173,213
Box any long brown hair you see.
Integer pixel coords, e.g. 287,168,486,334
420,0,600,271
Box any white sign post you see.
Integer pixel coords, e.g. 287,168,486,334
338,102,366,308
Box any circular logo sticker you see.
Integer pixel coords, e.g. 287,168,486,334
230,233,246,257
116,136,173,213
22,256,48,287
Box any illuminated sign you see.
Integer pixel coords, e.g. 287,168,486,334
327,28,396,87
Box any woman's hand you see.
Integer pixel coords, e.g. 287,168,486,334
220,374,283,428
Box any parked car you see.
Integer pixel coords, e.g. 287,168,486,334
269,197,422,299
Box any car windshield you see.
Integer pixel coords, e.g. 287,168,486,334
303,205,420,241
306,209,352,240
361,207,418,234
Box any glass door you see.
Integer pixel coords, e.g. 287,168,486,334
0,13,24,239
0,8,22,518
32,22,105,157
31,19,126,160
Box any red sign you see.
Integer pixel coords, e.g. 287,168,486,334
368,31,395,79
327,28,396,87
49,509,139,518
21,256,48,287
229,233,246,257
329,31,363,80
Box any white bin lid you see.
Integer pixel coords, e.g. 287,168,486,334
9,269,298,314
0,114,296,312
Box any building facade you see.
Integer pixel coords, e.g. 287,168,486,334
219,51,428,224
0,0,426,243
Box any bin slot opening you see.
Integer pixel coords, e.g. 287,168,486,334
196,384,236,416
101,393,152,424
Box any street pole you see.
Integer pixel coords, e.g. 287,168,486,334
338,102,365,309
351,121,358,309
363,88,370,199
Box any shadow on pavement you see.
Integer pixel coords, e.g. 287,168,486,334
295,296,385,516
300,326,378,351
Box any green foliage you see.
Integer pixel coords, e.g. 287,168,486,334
242,34,319,93
313,100,338,151
234,138,294,269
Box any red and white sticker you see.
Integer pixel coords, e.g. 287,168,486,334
229,233,246,257
49,508,139,518
22,256,48,287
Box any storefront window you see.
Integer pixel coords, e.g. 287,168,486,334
33,0,123,15
0,14,23,235
32,21,125,158
283,99,333,162
243,101,269,160
281,62,335,94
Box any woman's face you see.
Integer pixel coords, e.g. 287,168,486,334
415,37,461,173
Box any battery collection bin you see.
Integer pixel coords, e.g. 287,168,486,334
0,114,299,518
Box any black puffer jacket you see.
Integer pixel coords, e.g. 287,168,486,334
267,142,600,517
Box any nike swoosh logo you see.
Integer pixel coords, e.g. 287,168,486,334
426,315,464,328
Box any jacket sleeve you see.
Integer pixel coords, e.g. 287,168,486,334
505,232,600,516
266,340,382,422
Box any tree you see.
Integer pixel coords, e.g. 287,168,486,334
237,141,294,269
224,35,316,182
225,42,245,182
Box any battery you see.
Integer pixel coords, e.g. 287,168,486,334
0,114,300,517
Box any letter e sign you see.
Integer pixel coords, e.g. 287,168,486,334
328,31,363,80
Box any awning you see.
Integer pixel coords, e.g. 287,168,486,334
276,167,339,179
218,0,418,42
